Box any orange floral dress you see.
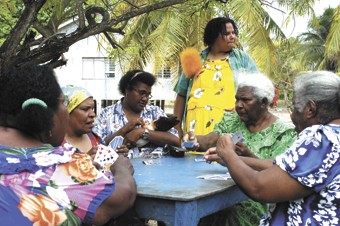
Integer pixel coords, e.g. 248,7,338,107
185,58,235,135
0,144,115,225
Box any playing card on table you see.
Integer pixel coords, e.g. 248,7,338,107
94,144,119,174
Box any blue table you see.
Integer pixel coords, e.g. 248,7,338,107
131,153,248,226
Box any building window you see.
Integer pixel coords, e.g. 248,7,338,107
82,57,115,79
105,58,115,78
157,66,171,78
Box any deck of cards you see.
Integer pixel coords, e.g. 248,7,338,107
222,131,246,144
94,144,119,174
197,172,231,180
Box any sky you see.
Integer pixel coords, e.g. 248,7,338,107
264,0,339,38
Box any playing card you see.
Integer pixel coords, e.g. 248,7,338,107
231,131,243,144
94,144,119,174
108,135,124,151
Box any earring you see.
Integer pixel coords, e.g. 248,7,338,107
49,131,52,137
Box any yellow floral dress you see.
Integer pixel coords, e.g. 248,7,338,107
185,58,235,135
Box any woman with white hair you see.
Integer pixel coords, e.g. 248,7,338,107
184,73,297,226
203,71,340,225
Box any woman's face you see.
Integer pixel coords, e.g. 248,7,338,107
217,23,237,51
125,82,152,113
235,86,264,124
46,92,70,147
68,97,95,135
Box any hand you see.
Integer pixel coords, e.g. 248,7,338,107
216,134,235,160
123,128,144,148
110,155,134,176
235,142,256,157
203,147,226,166
116,144,129,157
182,131,199,151
123,118,145,134
87,146,102,170
224,108,236,113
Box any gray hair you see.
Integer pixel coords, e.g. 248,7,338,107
293,71,340,124
238,73,275,108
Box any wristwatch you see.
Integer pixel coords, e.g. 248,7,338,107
142,129,149,140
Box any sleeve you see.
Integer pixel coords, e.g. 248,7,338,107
173,70,190,97
274,125,340,192
93,108,108,139
267,128,296,158
213,112,239,136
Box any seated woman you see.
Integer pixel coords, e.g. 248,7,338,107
61,85,128,156
94,70,180,158
184,73,297,226
0,64,136,225
206,71,340,225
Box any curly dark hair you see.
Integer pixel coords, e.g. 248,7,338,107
0,64,61,135
118,70,156,95
203,17,239,48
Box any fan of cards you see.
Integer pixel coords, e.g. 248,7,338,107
94,144,119,174
222,130,246,144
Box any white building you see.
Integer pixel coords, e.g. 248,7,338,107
54,20,177,115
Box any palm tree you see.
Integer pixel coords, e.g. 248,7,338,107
292,7,337,72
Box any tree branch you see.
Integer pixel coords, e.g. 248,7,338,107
76,0,86,28
0,0,47,71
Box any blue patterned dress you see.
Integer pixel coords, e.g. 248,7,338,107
260,124,340,225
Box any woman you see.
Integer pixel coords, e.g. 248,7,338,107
184,73,296,226
61,85,128,156
0,64,136,225
94,69,180,157
206,71,340,225
173,17,259,139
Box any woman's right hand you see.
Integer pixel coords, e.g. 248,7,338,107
182,131,200,151
123,117,145,133
110,155,134,176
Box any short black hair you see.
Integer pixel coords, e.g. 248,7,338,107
203,17,239,47
0,64,61,135
118,70,156,95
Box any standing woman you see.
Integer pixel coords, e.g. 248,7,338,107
173,17,259,139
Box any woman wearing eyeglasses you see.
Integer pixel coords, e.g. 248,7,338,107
94,70,180,157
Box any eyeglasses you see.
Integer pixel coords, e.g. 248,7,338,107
132,88,152,99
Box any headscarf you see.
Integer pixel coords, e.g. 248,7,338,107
61,85,92,113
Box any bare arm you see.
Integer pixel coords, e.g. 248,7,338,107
216,135,314,203
173,94,186,140
183,131,220,152
93,156,137,225
123,128,180,147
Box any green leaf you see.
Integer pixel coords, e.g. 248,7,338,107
69,200,79,212
59,207,81,226
0,149,24,155
47,180,59,189
71,176,95,186
206,121,211,128
215,91,221,95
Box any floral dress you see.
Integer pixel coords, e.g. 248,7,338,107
0,143,115,225
260,124,340,226
185,58,235,136
199,112,297,226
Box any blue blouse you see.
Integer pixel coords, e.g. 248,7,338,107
260,124,340,226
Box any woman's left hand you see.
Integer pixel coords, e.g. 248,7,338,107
123,128,144,148
235,142,258,158
116,145,129,157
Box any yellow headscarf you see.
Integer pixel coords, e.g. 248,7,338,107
61,85,92,113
